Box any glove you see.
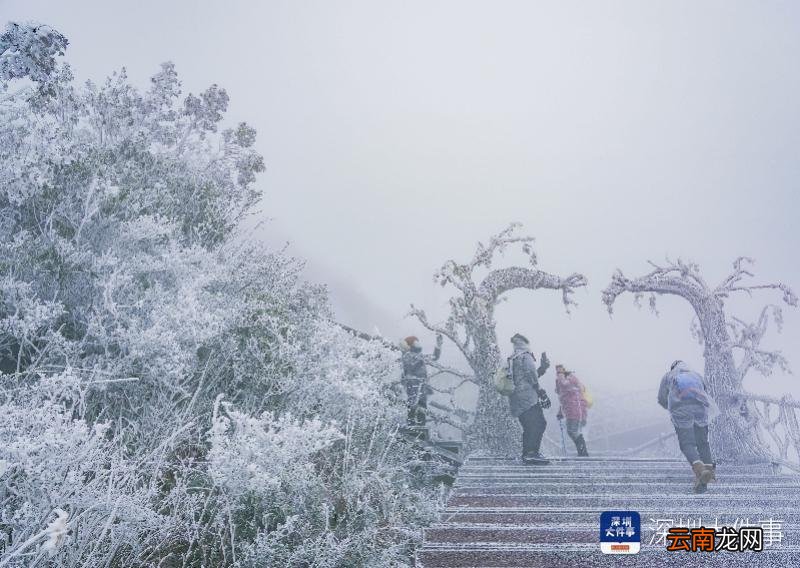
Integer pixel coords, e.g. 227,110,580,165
538,388,552,409
538,352,550,376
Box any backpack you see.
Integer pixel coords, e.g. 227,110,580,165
672,371,705,401
493,367,514,396
581,385,594,408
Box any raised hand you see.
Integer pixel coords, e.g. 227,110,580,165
537,352,550,377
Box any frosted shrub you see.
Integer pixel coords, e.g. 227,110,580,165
0,397,159,566
206,323,443,567
209,398,345,499
0,21,444,567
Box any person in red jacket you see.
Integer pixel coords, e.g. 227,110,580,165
555,364,589,456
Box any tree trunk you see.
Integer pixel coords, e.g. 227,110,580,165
468,376,522,456
698,299,769,462
464,318,522,456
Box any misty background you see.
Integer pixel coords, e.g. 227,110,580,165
4,0,798,410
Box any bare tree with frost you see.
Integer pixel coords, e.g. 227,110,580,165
602,257,798,462
410,224,588,454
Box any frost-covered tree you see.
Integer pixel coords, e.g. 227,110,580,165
1,22,67,88
602,257,798,462
410,224,588,454
0,22,440,567
0,17,267,436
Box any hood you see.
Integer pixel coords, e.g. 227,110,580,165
672,360,691,373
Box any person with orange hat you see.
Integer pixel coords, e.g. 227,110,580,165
400,334,443,427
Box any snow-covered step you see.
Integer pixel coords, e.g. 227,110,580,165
457,467,777,477
456,466,778,478
439,509,800,525
418,545,800,567
451,482,800,495
456,473,797,483
459,461,775,471
462,455,765,463
424,524,800,545
467,455,684,460
446,494,798,510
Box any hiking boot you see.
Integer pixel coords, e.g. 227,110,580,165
523,452,551,466
701,463,716,484
576,435,589,457
691,461,708,493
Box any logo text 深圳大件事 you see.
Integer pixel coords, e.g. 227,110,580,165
646,517,783,552
600,511,641,554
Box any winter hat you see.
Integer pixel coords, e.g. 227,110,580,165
555,364,566,374
404,336,419,349
510,333,529,346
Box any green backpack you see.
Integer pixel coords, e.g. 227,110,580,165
493,366,514,396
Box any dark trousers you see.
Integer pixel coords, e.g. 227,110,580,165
518,405,547,457
565,419,589,456
675,424,713,464
405,380,427,426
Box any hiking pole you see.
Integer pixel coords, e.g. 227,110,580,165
558,417,567,456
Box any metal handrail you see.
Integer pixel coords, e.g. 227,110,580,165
619,431,677,456
740,391,800,409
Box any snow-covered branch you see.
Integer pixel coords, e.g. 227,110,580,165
715,257,798,306
478,266,587,313
602,258,708,314
730,305,791,379
408,304,469,359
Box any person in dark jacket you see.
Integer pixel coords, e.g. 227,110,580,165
400,334,442,426
658,360,716,493
507,333,551,464
555,364,589,457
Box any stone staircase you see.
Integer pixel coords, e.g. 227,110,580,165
417,455,800,567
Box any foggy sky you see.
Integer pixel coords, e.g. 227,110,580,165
3,0,798,398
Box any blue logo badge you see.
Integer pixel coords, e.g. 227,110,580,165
600,511,641,554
